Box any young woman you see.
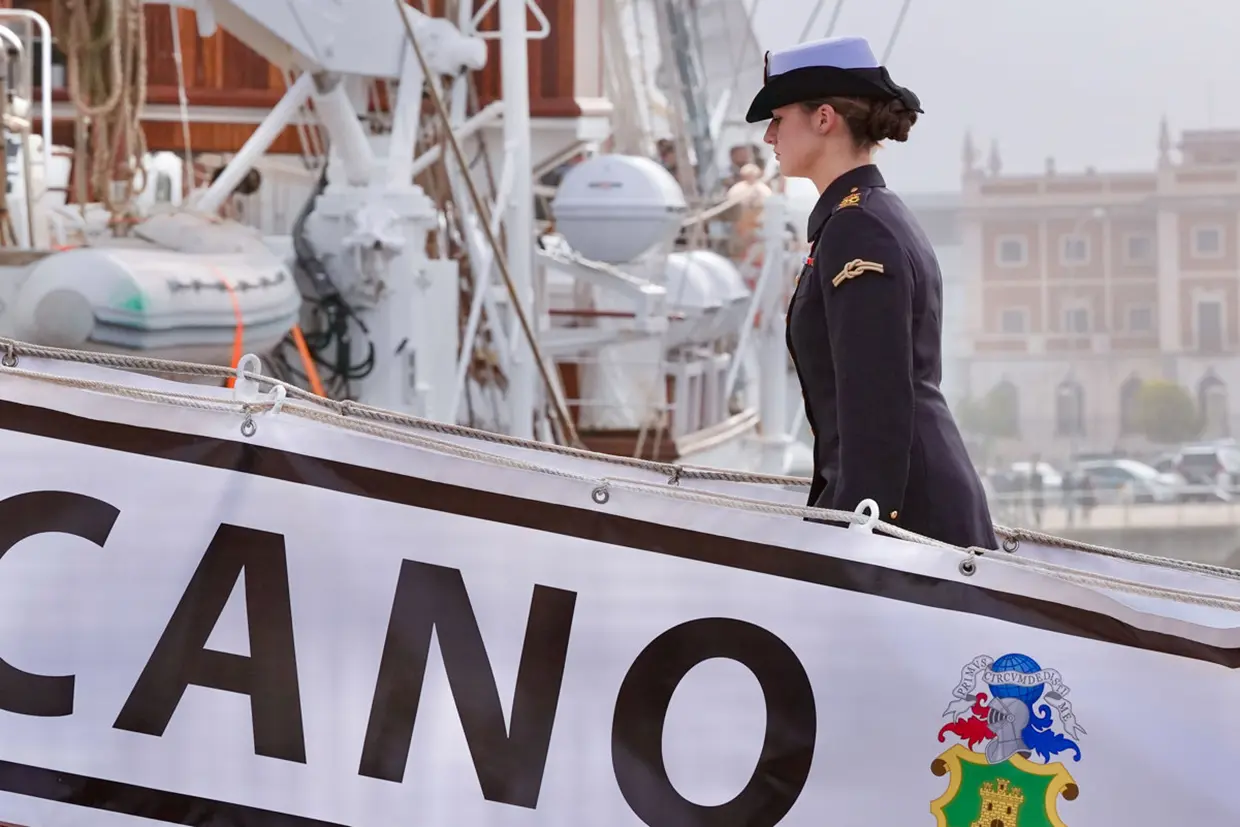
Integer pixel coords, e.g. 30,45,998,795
748,35,997,550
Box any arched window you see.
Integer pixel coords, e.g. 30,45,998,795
1198,373,1229,438
1119,375,1142,435
1055,379,1085,437
155,172,173,204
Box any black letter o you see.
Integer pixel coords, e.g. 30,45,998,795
611,618,816,827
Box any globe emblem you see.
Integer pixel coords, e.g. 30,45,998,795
986,653,1044,706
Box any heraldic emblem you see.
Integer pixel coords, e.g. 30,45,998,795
931,653,1085,827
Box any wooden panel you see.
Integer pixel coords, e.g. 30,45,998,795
22,0,581,122
143,5,285,108
43,118,306,155
140,120,305,154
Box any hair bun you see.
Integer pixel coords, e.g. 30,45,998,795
865,99,917,143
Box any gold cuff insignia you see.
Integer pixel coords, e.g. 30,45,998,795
831,258,885,287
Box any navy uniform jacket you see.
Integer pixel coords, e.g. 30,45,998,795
787,164,997,550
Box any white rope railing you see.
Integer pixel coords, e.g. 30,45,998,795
2,336,1240,610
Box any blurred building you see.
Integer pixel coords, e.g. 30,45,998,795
960,122,1240,460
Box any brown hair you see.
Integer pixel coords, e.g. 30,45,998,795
800,96,918,146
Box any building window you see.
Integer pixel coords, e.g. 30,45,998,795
1127,306,1154,332
1000,308,1027,334
1192,226,1224,258
1197,300,1225,352
1060,234,1090,266
1063,306,1090,334
1124,233,1154,264
1055,380,1085,437
994,236,1028,267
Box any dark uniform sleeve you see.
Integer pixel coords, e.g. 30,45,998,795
816,208,914,521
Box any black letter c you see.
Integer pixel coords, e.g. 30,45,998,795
612,618,816,827
0,491,120,716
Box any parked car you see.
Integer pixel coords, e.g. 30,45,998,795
1072,459,1183,504
1006,461,1063,490
1160,444,1240,501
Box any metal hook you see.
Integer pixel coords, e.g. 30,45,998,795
240,415,257,438
848,498,880,533
266,384,287,416
232,353,265,403
591,484,610,505
0,344,15,368
1002,536,1019,553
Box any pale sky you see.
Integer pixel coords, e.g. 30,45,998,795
741,0,1240,193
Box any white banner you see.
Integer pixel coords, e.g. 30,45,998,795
0,360,1236,827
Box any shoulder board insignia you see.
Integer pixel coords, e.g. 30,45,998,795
831,258,885,287
837,192,862,209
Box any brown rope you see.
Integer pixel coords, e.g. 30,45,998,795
55,0,149,227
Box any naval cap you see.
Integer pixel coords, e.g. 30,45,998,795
766,36,878,78
748,35,921,124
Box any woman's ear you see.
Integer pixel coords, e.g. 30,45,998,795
816,104,835,135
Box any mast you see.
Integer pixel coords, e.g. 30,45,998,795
500,0,536,439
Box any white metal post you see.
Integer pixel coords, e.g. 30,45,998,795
310,73,377,187
0,9,52,173
451,154,513,418
756,194,792,473
197,72,315,214
499,0,536,439
407,102,503,179
385,44,427,190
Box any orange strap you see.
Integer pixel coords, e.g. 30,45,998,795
217,269,325,397
217,271,244,389
290,324,326,397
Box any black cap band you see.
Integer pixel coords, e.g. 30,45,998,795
746,64,922,123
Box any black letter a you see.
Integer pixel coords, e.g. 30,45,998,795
359,560,576,809
113,524,306,763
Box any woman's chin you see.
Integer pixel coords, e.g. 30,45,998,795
778,161,805,179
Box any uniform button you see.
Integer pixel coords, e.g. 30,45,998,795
889,511,899,520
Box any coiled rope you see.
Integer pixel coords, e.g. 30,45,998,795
54,0,148,224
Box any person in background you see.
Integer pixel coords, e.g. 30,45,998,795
1061,469,1076,527
722,144,756,189
725,163,772,260
656,138,678,178
1079,473,1096,523
1028,454,1044,528
745,35,997,550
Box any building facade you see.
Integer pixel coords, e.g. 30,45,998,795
960,123,1240,460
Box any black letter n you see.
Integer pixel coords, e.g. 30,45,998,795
359,560,576,810
113,524,306,763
